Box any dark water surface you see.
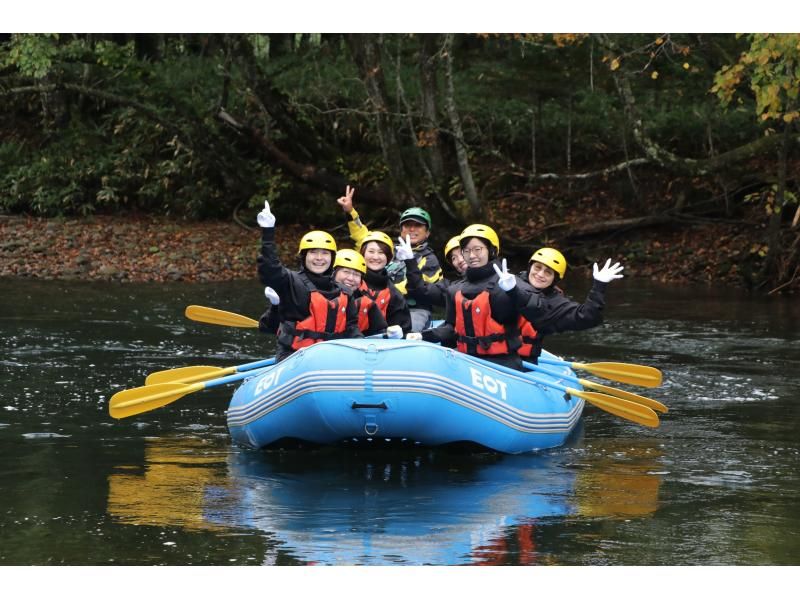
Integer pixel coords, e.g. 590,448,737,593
1,278,798,567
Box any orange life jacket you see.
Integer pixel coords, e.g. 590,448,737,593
454,289,513,356
516,316,540,357
359,281,392,319
284,289,350,351
355,295,374,333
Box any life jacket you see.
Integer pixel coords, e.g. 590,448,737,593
355,295,375,333
516,316,540,358
279,276,350,350
359,281,392,319
454,288,517,356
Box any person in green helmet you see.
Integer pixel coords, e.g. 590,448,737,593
336,185,442,332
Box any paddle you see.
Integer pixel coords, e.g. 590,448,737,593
109,368,269,419
522,371,660,428
523,361,668,414
185,305,259,328
537,356,662,388
145,357,277,386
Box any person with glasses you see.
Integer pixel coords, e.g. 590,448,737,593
516,247,624,362
336,185,442,332
408,224,545,372
256,200,362,362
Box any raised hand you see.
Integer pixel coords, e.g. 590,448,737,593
493,258,517,291
593,259,624,283
264,286,280,305
395,234,414,261
256,200,276,228
337,185,355,213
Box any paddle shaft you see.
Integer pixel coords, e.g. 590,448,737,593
537,356,662,387
523,361,668,414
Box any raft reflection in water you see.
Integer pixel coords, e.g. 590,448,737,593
106,436,664,565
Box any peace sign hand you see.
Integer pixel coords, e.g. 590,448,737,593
395,234,415,261
337,185,355,213
493,258,517,291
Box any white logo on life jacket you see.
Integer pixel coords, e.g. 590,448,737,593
469,367,508,401
254,367,284,395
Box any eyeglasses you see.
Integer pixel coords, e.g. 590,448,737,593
530,262,554,276
461,246,486,257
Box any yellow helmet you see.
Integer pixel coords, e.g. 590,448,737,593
297,230,337,254
529,247,567,278
333,249,367,274
443,235,462,260
460,224,500,254
357,231,395,256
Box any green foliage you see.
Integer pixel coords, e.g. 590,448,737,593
0,32,781,221
712,34,800,124
2,34,60,79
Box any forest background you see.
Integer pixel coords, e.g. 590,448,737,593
1,29,799,293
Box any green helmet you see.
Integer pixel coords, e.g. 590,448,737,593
399,207,432,230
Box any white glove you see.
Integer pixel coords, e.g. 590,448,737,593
395,234,414,261
264,286,280,305
406,332,423,341
385,325,403,339
593,259,624,283
256,200,276,228
493,258,517,292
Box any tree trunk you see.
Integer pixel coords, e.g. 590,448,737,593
442,34,481,219
347,34,411,197
418,34,448,186
762,125,790,286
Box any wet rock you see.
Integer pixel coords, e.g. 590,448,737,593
97,265,121,278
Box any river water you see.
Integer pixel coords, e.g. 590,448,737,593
1,278,798,569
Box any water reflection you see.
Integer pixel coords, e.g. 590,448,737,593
108,436,233,532
107,435,663,565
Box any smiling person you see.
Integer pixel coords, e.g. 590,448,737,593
256,200,361,362
411,224,545,371
337,185,442,331
355,231,412,335
517,247,624,362
332,249,403,338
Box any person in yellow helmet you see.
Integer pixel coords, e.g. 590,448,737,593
409,224,546,371
517,247,624,362
354,230,412,335
256,200,361,361
337,185,441,331
260,249,403,339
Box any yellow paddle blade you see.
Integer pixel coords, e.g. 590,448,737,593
572,361,663,388
185,305,259,328
578,378,668,414
568,388,660,428
146,365,235,386
109,382,204,419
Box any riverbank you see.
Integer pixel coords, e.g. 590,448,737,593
0,212,777,291
0,214,304,283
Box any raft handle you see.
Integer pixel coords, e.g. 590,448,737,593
351,402,388,410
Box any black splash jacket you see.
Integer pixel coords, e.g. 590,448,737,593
361,268,412,334
257,227,361,360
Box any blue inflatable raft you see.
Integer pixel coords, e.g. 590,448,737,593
227,339,584,454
